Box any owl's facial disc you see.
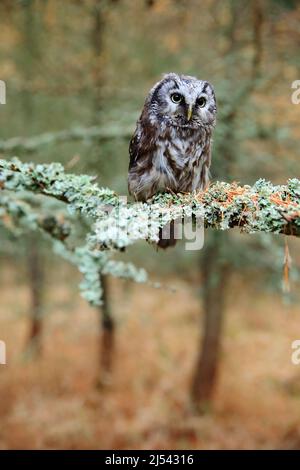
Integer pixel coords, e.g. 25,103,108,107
166,89,211,126
150,73,216,128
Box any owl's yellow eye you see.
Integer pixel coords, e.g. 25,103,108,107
171,93,183,104
197,97,207,107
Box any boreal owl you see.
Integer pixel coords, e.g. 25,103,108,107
128,73,217,248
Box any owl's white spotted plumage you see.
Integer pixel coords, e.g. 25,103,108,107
128,73,217,246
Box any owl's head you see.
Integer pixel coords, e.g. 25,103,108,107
147,73,217,129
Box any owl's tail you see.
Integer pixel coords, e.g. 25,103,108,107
157,220,177,249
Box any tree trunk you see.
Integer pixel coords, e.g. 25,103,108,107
191,232,229,411
91,0,116,386
96,273,115,387
191,0,263,412
20,0,45,357
26,238,44,356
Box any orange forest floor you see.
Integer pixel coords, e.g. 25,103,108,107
0,266,300,450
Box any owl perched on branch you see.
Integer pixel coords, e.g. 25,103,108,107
128,73,217,248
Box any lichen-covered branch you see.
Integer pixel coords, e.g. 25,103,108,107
0,158,299,248
0,193,71,240
0,158,119,213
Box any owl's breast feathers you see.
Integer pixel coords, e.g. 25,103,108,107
128,119,212,201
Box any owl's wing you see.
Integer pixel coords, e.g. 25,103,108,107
128,125,141,170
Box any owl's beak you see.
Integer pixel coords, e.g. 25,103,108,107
187,104,193,121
